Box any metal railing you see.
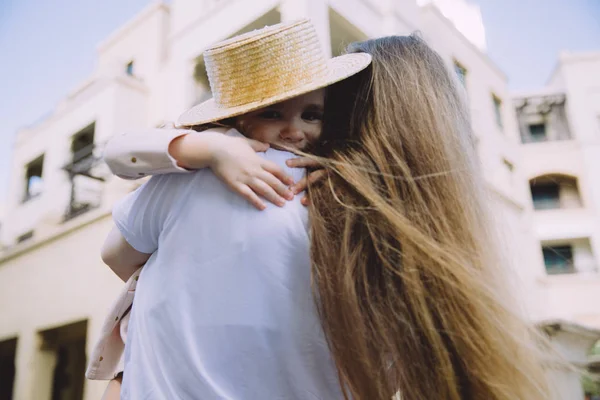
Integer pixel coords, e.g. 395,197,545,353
62,142,106,222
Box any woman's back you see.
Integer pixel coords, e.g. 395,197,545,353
117,145,342,399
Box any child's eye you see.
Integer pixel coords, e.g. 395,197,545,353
258,110,281,120
302,111,323,122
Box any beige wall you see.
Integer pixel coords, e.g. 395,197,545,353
2,77,148,247
0,215,123,400
420,5,526,206
419,5,548,320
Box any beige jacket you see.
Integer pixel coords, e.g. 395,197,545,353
86,128,193,380
103,127,196,180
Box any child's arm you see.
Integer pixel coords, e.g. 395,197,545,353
105,127,295,210
101,226,150,282
101,374,122,400
103,125,201,180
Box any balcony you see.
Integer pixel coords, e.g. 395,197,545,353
62,142,105,222
514,92,573,144
530,174,582,211
528,174,594,241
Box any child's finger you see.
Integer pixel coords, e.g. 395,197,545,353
286,157,321,169
258,171,294,200
290,170,327,194
261,161,294,185
246,138,270,152
236,183,267,210
290,176,307,195
248,178,286,207
301,196,310,206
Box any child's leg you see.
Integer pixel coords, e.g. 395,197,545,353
100,373,123,400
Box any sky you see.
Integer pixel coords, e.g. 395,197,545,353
0,0,599,205
473,0,600,91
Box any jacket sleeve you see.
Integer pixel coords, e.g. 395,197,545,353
103,128,196,180
85,267,142,380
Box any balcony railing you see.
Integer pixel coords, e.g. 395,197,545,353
62,143,105,222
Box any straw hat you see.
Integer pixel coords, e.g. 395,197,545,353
176,19,372,127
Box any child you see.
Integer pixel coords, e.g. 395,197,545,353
86,19,371,399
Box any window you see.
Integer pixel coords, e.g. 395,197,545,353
492,94,503,129
23,155,44,202
528,123,547,142
530,175,582,210
542,245,574,275
530,182,560,210
454,61,467,87
17,230,33,243
126,61,134,76
65,123,101,221
0,338,17,400
40,321,87,400
71,123,95,163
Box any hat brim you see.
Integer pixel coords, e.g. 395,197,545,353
176,52,372,127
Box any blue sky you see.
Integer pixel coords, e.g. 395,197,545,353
0,0,598,204
474,0,600,90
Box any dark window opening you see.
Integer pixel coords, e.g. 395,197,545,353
542,245,574,275
23,155,44,202
528,123,547,142
454,61,467,87
17,231,34,243
530,175,582,210
40,320,87,400
126,61,134,76
0,338,17,400
71,123,95,165
492,94,503,129
531,182,560,210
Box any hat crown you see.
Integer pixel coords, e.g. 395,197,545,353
203,19,328,108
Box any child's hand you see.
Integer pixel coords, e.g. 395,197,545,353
286,157,327,206
208,134,295,210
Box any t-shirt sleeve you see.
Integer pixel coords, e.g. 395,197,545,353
112,175,179,254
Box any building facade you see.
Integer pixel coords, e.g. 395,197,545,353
0,0,597,399
513,52,600,399
514,52,600,328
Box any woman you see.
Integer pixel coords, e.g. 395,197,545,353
103,35,551,399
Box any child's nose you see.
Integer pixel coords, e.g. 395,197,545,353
280,125,304,142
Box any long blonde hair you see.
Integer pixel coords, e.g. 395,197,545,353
308,35,551,399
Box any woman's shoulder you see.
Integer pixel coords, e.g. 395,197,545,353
263,149,306,183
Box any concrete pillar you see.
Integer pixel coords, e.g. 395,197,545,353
13,330,55,400
279,0,332,57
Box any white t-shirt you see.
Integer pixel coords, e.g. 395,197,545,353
114,132,343,399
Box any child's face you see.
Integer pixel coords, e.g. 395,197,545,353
236,89,325,151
